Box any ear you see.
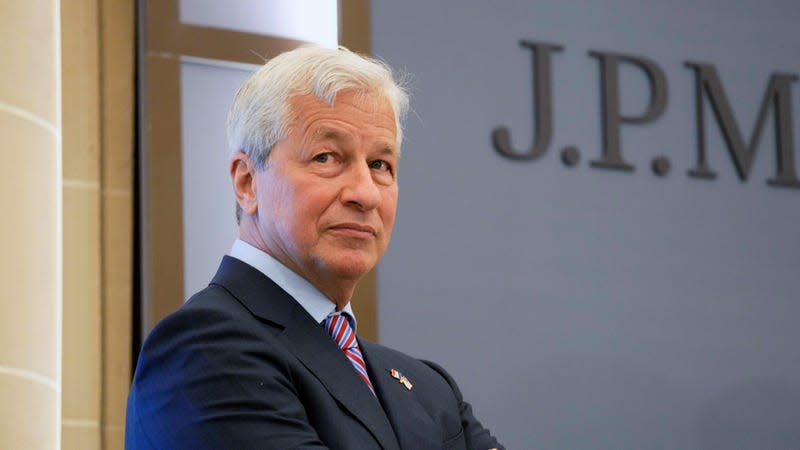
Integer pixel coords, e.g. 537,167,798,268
230,152,258,217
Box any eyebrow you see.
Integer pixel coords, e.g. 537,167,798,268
313,127,347,142
312,126,399,157
376,145,400,158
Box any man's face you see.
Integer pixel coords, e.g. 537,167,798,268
253,91,399,296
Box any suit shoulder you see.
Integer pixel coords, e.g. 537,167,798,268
140,286,235,345
126,284,310,449
134,283,287,380
147,283,261,335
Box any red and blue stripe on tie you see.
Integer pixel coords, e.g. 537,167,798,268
324,313,375,395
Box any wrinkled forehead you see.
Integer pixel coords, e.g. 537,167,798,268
284,91,399,149
286,89,395,121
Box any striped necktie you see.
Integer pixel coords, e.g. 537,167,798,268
323,312,375,395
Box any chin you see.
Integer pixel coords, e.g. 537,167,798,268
323,254,378,280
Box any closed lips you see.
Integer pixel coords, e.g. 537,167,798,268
329,223,376,235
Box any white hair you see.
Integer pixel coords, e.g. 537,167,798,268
227,45,410,170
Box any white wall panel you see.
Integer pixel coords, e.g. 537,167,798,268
180,58,257,297
179,0,337,46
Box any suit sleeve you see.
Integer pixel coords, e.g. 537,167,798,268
125,299,329,450
421,360,506,450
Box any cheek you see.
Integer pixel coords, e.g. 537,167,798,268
261,180,302,236
285,185,329,236
380,190,399,231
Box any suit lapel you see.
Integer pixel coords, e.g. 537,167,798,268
211,257,400,450
361,341,443,450
283,313,399,450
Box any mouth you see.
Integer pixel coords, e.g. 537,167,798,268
328,223,377,238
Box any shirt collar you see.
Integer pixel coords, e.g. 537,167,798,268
229,239,356,329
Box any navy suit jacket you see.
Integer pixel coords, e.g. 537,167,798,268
126,256,504,449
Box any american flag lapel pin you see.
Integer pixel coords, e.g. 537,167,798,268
389,368,413,390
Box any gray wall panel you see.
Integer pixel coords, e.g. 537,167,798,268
372,1,800,448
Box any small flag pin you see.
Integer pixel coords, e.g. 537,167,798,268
389,368,413,390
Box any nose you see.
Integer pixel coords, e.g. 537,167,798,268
340,163,382,211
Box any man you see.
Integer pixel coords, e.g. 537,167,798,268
126,45,504,450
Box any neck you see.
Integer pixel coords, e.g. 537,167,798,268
238,226,358,309
315,279,357,310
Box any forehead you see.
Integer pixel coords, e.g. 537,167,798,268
287,91,397,136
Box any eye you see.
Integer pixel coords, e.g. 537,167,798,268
369,160,392,172
313,153,332,163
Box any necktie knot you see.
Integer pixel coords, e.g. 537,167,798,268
324,312,358,351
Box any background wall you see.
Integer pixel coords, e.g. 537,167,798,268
372,1,800,448
181,58,255,298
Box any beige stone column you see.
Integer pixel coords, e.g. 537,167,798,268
98,0,135,447
60,0,135,448
0,0,63,449
61,0,103,447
